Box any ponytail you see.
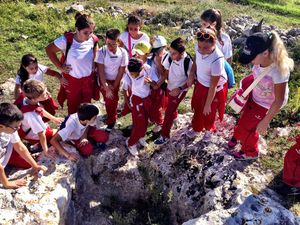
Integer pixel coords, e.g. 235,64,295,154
18,54,38,87
269,31,294,75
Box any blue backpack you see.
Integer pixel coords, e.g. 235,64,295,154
225,61,235,89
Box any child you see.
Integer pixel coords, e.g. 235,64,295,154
200,9,235,89
228,31,294,160
148,35,168,133
95,28,128,132
46,13,99,114
0,102,46,189
119,15,150,58
50,103,109,161
14,54,63,116
16,80,63,162
154,37,193,145
186,28,228,142
122,58,157,156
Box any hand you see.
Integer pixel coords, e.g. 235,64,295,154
187,76,194,88
153,84,160,90
170,88,181,97
32,164,47,177
105,86,114,100
52,117,64,124
60,64,72,74
256,119,270,135
78,138,89,147
203,104,211,116
43,147,57,160
3,179,27,189
144,76,152,84
59,76,68,86
66,152,80,161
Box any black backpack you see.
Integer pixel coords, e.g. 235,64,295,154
162,52,193,77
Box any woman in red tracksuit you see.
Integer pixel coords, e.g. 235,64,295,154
186,27,228,142
228,31,294,160
46,13,98,114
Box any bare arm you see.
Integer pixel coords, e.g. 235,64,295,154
113,66,126,90
45,43,64,71
14,84,22,100
203,76,220,115
50,133,79,161
187,58,196,87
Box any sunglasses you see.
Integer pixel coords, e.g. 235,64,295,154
196,31,215,40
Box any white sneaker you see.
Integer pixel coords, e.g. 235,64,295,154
186,128,200,139
202,131,212,142
138,137,148,147
152,125,162,133
126,139,139,156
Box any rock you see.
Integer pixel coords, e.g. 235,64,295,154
111,12,119,17
288,28,300,37
65,3,85,14
169,20,177,27
274,127,290,137
0,78,15,96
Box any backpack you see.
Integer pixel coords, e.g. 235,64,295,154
59,115,70,130
60,32,99,63
162,52,193,77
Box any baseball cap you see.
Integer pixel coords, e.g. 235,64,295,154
128,58,144,73
132,41,152,56
239,32,273,65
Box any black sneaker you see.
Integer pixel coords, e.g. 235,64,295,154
105,123,115,133
95,142,106,151
276,183,300,196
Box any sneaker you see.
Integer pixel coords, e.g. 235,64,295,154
105,123,115,133
138,137,148,147
154,136,169,145
95,142,106,151
231,150,258,161
125,139,138,156
276,183,300,196
202,131,212,143
152,125,162,133
186,129,200,139
228,137,238,148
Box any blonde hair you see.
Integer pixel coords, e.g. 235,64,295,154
22,80,46,99
270,31,294,75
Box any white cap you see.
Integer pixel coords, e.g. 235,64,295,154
152,35,167,49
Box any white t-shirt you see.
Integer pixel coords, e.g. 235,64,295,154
0,131,20,167
119,32,150,56
217,32,233,60
95,46,128,80
21,99,48,140
15,64,48,85
121,64,157,98
58,113,88,141
252,64,290,109
162,53,193,91
54,35,95,78
195,46,227,91
149,51,168,80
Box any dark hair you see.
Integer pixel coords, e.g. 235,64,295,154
106,28,121,40
0,103,23,127
196,27,217,44
170,37,185,54
17,54,38,87
125,15,143,31
75,13,95,31
200,9,223,45
22,80,46,99
77,103,99,121
128,58,143,73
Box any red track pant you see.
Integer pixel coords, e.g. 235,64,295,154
73,126,109,156
149,88,168,126
233,99,268,157
191,82,227,132
64,73,94,114
127,95,151,146
161,90,187,138
283,136,300,187
101,80,119,125
9,127,54,169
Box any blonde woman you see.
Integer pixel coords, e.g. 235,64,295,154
228,31,294,160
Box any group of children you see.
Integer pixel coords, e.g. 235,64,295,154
1,9,299,195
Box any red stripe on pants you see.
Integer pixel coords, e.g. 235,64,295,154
73,126,109,156
161,90,186,138
191,82,227,132
283,136,300,187
64,73,94,114
128,95,151,146
100,80,119,125
149,88,168,126
233,99,268,156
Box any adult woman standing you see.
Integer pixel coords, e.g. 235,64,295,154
46,13,99,114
